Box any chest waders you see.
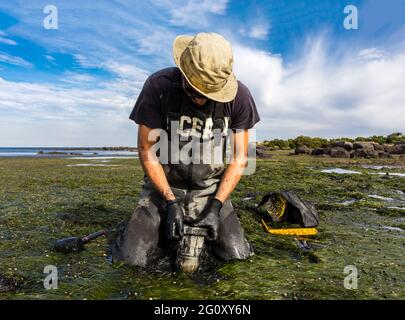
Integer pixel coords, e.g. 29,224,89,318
162,78,230,219
165,79,231,272
112,69,253,268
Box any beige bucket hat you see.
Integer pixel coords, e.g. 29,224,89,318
173,32,238,103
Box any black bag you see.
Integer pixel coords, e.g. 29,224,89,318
257,190,319,228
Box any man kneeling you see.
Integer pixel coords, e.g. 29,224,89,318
112,32,260,269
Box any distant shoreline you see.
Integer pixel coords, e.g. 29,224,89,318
0,147,138,158
0,147,137,151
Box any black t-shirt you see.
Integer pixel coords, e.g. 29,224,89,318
129,67,260,130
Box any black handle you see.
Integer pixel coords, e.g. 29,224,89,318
81,230,106,244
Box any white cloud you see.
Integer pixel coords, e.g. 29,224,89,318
0,38,17,46
157,0,228,27
240,23,270,40
248,24,269,40
233,39,405,139
0,61,149,146
2,36,404,146
0,30,17,45
1,1,207,71
44,54,57,66
0,1,229,74
44,55,55,62
1,2,403,145
0,61,148,119
73,54,102,69
358,48,386,61
62,72,97,83
0,52,32,67
136,28,176,56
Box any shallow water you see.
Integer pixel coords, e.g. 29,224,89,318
321,168,361,174
69,156,137,160
361,165,405,170
368,195,394,201
320,167,405,177
388,206,405,211
340,199,357,206
381,225,404,232
371,172,405,177
0,148,138,158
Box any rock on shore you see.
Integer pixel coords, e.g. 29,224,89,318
297,141,405,159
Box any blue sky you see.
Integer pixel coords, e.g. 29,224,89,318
0,0,404,147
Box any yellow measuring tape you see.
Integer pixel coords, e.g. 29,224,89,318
261,219,318,236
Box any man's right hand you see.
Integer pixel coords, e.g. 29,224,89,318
166,200,184,240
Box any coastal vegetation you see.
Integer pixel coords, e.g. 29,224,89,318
0,151,404,299
259,132,404,150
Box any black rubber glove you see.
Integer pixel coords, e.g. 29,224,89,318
195,198,223,241
166,200,184,240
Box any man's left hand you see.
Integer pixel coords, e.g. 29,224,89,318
195,198,223,241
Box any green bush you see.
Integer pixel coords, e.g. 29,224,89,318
293,136,328,149
261,139,291,150
386,132,404,144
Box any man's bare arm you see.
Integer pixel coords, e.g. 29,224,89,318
214,129,249,203
138,124,176,201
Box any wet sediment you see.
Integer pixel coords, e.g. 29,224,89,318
0,154,404,299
